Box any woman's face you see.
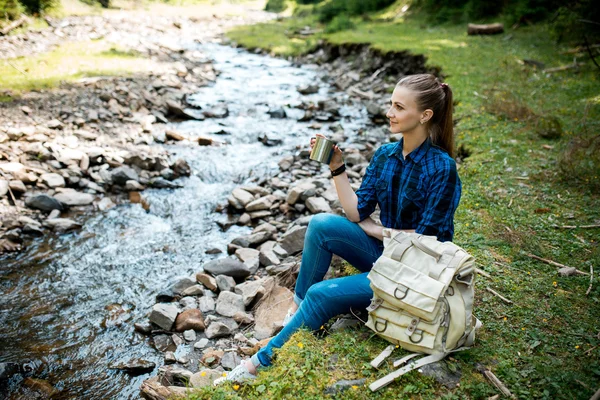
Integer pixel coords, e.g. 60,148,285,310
386,86,427,135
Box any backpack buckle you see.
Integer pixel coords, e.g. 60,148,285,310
366,298,383,312
394,284,408,300
409,329,424,344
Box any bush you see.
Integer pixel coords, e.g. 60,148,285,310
325,14,355,33
316,0,396,22
265,0,286,13
18,0,56,14
0,0,23,20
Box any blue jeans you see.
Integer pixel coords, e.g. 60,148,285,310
252,213,384,367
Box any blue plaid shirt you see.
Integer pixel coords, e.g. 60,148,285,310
356,138,461,242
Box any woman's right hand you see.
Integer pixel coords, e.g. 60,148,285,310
310,133,344,170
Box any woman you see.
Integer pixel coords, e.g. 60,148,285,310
216,73,461,384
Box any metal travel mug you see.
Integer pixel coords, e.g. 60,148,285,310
309,136,336,164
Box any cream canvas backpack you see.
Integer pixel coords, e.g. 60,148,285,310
365,229,481,391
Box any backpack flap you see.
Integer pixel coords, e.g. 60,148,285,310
368,256,447,321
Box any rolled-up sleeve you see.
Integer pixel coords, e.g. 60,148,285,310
416,158,461,242
355,147,383,221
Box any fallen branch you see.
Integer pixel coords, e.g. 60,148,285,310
486,287,513,304
586,265,594,296
543,62,580,73
584,345,598,356
526,253,590,276
476,267,491,279
591,388,600,400
468,23,504,35
553,224,600,229
482,369,514,398
0,15,29,36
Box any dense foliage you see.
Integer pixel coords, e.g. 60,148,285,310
0,0,22,19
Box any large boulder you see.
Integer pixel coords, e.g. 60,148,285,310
254,284,294,340
149,303,179,331
228,188,254,209
204,318,239,339
111,166,139,185
305,197,332,214
235,278,271,307
245,196,272,212
202,258,250,279
40,173,66,188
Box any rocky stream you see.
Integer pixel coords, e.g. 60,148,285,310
0,10,434,399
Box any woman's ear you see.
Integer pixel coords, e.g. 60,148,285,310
420,109,434,124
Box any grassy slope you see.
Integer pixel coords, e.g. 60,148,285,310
189,5,600,400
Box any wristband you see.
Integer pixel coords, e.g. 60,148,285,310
331,164,346,177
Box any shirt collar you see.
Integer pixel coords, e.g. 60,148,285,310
391,137,431,164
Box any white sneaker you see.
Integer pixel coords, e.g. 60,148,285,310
213,363,256,386
282,307,296,327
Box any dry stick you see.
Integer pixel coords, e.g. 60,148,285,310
586,265,594,296
526,253,590,276
584,345,598,356
486,287,513,304
591,388,600,400
553,224,600,229
0,15,29,36
475,267,492,279
482,369,514,398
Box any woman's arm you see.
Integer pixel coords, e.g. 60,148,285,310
358,217,415,241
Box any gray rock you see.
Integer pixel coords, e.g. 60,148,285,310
44,218,81,232
54,191,95,206
267,107,287,119
183,329,196,342
181,285,204,297
287,182,316,205
245,196,272,212
40,173,66,188
266,262,296,276
297,84,319,95
279,226,307,255
235,247,260,263
194,338,209,349
111,165,139,185
9,180,26,193
235,278,269,307
228,188,254,209
220,352,242,371
259,249,280,267
305,197,332,214
216,275,236,292
324,378,367,395
0,180,8,197
164,352,176,364
202,258,250,279
47,119,63,129
419,360,462,388
150,178,182,189
204,318,239,339
198,296,215,313
171,277,197,295
125,180,144,191
231,231,271,248
109,359,156,374
150,303,179,331
153,334,173,352
25,194,63,212
179,297,197,310
189,369,222,387
215,291,245,317
278,156,294,171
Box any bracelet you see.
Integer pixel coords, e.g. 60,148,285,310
331,164,346,177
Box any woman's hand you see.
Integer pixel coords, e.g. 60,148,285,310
310,133,344,170
358,217,384,241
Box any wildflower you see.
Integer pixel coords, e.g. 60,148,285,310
233,384,240,391
575,345,580,349
297,342,304,349
320,325,324,330
543,318,547,322
553,281,558,287
201,371,206,377
522,327,526,331
222,372,227,377
352,385,359,390
503,317,507,321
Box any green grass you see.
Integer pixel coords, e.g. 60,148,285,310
197,5,600,400
0,40,164,93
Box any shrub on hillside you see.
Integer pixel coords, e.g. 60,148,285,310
317,0,396,22
0,0,23,20
265,0,287,13
325,14,355,33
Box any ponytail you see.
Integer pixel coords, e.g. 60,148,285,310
436,84,454,158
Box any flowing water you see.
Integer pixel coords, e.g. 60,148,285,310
0,43,370,399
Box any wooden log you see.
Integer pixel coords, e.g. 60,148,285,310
467,23,504,36
0,15,29,36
